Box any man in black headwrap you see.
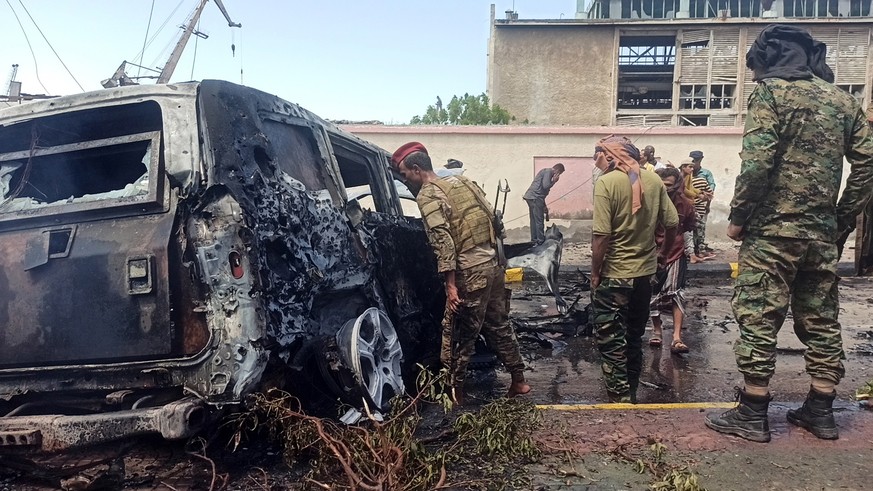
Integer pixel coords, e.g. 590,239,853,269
745,25,834,83
704,25,873,442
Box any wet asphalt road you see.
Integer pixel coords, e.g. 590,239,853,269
477,273,873,406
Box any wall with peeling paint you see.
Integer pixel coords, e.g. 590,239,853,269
343,125,737,238
487,25,616,126
347,125,855,243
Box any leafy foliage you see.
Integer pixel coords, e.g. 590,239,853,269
627,442,705,491
856,378,873,404
410,93,514,125
227,367,542,490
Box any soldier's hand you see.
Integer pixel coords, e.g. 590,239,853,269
446,284,461,313
727,223,745,241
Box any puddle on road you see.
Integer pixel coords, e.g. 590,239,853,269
492,275,873,405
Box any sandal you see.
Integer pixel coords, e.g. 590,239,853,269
671,340,690,354
649,336,662,347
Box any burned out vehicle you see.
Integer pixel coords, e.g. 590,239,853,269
0,81,444,451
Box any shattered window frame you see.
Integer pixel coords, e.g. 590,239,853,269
679,114,710,126
679,83,735,110
616,35,677,111
330,134,398,215
260,117,333,193
0,131,163,225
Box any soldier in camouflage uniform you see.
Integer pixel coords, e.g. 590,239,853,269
591,135,679,403
391,142,530,405
705,25,873,443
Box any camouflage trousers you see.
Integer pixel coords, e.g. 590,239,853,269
693,211,708,254
591,275,653,399
441,260,525,387
733,235,845,385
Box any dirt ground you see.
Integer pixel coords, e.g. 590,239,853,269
2,265,872,490
498,270,873,490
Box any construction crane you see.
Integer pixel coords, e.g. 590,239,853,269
102,0,241,88
3,64,21,102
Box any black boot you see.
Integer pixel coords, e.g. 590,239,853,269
787,387,839,440
628,378,639,404
705,388,771,443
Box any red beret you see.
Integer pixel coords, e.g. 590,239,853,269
391,141,427,166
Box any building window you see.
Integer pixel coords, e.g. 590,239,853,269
690,0,763,17
785,0,843,16
618,45,676,66
680,84,735,110
621,0,681,18
617,36,676,110
838,84,865,103
680,84,708,109
679,115,710,126
850,0,872,16
709,84,735,109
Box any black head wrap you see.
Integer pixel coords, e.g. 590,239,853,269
745,25,834,83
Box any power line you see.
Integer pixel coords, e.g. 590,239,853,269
17,0,85,92
190,18,200,80
137,0,157,79
4,0,49,94
237,28,244,85
504,174,596,225
503,127,659,225
136,0,187,68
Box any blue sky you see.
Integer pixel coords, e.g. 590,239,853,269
1,0,577,122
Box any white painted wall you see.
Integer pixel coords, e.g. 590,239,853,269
343,124,854,239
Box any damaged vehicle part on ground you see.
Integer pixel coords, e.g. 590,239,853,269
505,224,568,314
0,81,444,452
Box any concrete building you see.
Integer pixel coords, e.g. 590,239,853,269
487,0,873,126
346,2,869,246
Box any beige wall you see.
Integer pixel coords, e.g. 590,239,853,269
488,25,616,126
343,125,746,236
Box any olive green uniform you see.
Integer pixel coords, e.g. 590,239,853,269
417,175,525,387
592,170,679,400
730,76,873,385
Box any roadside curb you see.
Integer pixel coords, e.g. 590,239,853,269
559,261,856,281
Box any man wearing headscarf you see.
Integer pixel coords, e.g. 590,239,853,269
649,166,698,355
705,26,873,443
590,135,678,403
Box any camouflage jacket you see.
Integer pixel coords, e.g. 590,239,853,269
731,77,873,241
416,175,495,273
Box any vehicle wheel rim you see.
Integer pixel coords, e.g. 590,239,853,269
337,308,405,410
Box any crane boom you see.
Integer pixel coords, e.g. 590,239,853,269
214,0,242,27
157,0,209,84
103,0,241,88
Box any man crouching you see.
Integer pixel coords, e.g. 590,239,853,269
392,142,530,405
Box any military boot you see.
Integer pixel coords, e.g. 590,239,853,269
628,378,639,404
705,388,771,443
607,392,632,403
787,387,839,440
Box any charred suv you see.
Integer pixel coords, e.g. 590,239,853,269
0,81,443,451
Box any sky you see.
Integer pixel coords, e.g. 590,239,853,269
1,0,578,122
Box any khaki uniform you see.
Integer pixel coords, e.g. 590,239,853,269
417,175,525,386
730,77,873,385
